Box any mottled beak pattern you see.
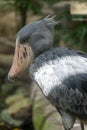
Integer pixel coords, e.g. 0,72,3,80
8,42,34,81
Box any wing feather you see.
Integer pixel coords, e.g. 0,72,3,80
30,47,87,120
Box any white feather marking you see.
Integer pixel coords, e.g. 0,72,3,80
34,55,87,96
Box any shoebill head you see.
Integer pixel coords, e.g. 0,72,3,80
8,15,57,81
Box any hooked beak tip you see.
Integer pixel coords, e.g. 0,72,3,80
7,73,15,82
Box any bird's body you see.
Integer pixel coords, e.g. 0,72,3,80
8,16,87,130
29,47,87,129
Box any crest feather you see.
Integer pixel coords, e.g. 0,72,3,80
44,15,59,26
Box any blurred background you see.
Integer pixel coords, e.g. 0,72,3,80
0,0,87,130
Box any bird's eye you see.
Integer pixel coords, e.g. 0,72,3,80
22,38,27,43
20,37,29,44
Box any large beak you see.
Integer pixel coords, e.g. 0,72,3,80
8,42,34,81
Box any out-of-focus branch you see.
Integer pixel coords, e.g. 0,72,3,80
0,45,14,54
0,37,15,47
0,37,15,54
0,54,13,67
39,110,56,130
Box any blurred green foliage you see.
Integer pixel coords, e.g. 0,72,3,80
64,22,87,50
14,0,42,14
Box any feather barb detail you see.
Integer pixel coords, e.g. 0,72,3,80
44,15,59,25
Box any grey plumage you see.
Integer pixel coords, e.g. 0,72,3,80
9,16,87,130
17,15,57,56
30,48,87,130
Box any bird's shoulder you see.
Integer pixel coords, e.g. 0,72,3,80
31,47,87,74
30,48,87,120
30,47,87,83
30,47,87,94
